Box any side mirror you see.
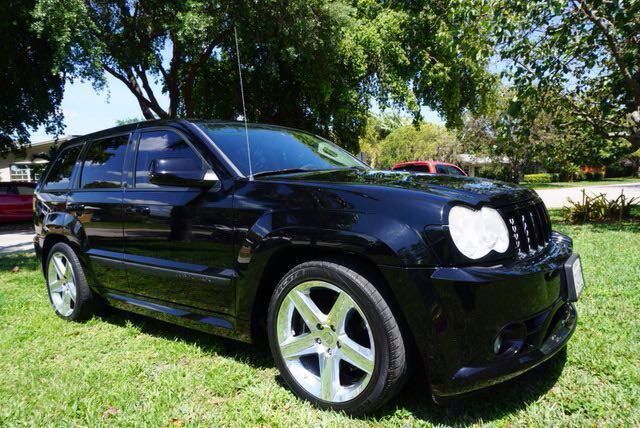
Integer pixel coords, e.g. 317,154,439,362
149,157,219,188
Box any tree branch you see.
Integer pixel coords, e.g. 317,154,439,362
575,0,640,107
103,63,165,119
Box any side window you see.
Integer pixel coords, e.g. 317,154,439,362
80,135,129,189
135,130,203,189
446,165,464,176
435,165,448,174
43,146,82,191
16,185,35,196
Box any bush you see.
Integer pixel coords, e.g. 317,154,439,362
573,170,587,181
605,160,635,178
524,173,553,183
563,190,638,223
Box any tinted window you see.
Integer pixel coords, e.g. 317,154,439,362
436,164,464,176
135,130,203,189
396,165,429,173
16,185,34,195
446,165,465,176
0,184,17,195
43,146,82,191
197,124,366,176
80,135,129,189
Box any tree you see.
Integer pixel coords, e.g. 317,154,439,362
34,0,496,151
375,123,457,169
495,0,640,152
358,112,409,167
0,0,64,152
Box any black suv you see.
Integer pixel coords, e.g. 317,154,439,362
34,120,583,414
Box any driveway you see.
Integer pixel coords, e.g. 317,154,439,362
0,222,34,255
535,182,640,208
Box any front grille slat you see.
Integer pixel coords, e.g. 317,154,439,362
502,200,552,259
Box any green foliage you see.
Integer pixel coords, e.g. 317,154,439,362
563,190,638,224
33,0,496,151
495,0,640,153
0,0,64,152
374,123,456,169
524,173,555,184
358,112,409,167
115,118,144,126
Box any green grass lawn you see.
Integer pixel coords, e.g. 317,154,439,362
1,215,639,426
520,177,640,190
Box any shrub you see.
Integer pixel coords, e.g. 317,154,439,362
605,160,635,178
563,189,638,223
573,170,587,181
524,173,553,183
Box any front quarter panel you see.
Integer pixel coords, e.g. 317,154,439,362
231,179,445,323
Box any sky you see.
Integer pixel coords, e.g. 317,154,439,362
30,75,444,143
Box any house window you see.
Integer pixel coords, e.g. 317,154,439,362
10,164,31,181
9,163,46,182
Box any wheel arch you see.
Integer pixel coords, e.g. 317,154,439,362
245,244,422,377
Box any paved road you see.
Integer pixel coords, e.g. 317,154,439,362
0,223,34,255
535,182,640,208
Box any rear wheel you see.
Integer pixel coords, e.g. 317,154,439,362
267,260,407,414
46,242,95,321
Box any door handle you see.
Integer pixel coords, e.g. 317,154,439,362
125,206,151,215
66,203,85,212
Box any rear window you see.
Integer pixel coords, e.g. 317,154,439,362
395,165,429,173
80,135,129,189
42,146,82,191
0,184,17,195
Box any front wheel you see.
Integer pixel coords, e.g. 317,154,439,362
267,260,407,414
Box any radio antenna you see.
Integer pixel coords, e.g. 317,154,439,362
234,26,253,180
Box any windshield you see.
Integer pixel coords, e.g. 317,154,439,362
196,124,368,176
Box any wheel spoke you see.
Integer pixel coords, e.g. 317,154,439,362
52,254,66,279
49,279,64,293
68,282,77,301
319,352,340,401
61,291,72,314
339,336,374,374
327,292,354,333
288,290,325,329
280,334,317,359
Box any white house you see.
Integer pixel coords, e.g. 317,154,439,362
0,136,77,182
458,153,510,177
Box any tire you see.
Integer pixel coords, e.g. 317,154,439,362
267,260,407,415
45,242,95,321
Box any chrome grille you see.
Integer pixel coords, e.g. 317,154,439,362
503,200,552,258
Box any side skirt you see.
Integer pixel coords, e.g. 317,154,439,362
102,291,252,343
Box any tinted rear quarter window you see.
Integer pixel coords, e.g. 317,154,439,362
80,135,129,189
43,146,82,191
135,130,203,189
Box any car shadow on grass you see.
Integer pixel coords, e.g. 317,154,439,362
379,347,567,425
99,304,567,425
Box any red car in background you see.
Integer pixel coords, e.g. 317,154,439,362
391,160,467,176
0,182,35,222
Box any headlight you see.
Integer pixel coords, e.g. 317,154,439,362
448,205,510,259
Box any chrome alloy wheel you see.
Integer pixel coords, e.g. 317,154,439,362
47,252,77,317
276,281,375,403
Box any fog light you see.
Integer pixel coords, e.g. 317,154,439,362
493,334,503,354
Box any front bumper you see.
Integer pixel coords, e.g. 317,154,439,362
379,232,578,398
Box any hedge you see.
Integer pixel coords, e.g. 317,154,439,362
524,173,557,183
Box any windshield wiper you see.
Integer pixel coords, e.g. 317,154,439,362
252,167,324,178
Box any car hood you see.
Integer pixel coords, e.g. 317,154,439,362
265,169,537,207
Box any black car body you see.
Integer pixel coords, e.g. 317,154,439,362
33,119,581,413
